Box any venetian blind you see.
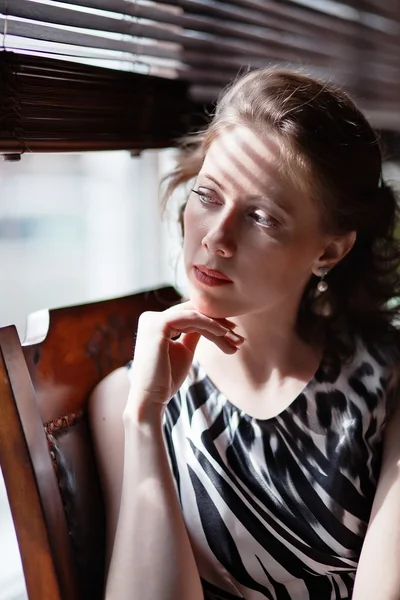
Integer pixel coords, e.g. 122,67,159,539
1,0,400,156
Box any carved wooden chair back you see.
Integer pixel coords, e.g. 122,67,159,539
0,286,181,600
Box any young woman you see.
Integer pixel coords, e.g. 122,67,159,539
89,68,400,600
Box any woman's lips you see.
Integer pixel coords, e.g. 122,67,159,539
193,265,233,287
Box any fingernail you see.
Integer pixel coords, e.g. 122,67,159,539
225,330,244,344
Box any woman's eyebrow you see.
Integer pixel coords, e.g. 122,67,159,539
202,174,226,191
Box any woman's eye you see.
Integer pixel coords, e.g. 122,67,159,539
191,189,217,205
251,210,279,228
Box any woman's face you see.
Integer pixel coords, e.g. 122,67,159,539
183,125,333,320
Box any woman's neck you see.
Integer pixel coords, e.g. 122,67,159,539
195,307,322,388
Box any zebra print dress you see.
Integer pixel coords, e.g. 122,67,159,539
161,340,399,600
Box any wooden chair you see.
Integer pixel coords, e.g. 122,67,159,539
0,286,181,600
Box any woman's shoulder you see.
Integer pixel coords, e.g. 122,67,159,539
323,335,400,417
88,366,130,437
319,334,400,380
364,337,400,417
358,335,400,384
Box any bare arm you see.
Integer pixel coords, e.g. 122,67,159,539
89,303,243,600
89,363,204,600
352,399,400,599
106,399,204,600
88,366,128,571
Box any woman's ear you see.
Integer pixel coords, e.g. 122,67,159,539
313,230,357,274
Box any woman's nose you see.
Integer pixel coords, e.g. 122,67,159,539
201,213,237,257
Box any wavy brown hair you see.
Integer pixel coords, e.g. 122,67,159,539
163,67,400,365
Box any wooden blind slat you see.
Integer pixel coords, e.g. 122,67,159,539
0,51,206,154
0,2,361,62
4,17,364,67
0,0,399,156
5,0,400,55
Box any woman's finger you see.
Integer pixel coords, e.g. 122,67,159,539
178,328,243,355
166,320,245,345
162,311,242,341
179,332,201,354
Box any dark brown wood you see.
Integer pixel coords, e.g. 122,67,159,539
0,51,206,155
0,329,75,600
0,285,181,600
22,286,181,422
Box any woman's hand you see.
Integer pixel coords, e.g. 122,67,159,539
125,301,243,419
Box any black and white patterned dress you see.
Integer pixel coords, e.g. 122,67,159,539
160,340,399,599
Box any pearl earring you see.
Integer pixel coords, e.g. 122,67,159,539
317,267,329,292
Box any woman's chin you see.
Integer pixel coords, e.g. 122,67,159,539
188,290,236,319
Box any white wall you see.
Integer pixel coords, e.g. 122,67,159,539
0,149,187,338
